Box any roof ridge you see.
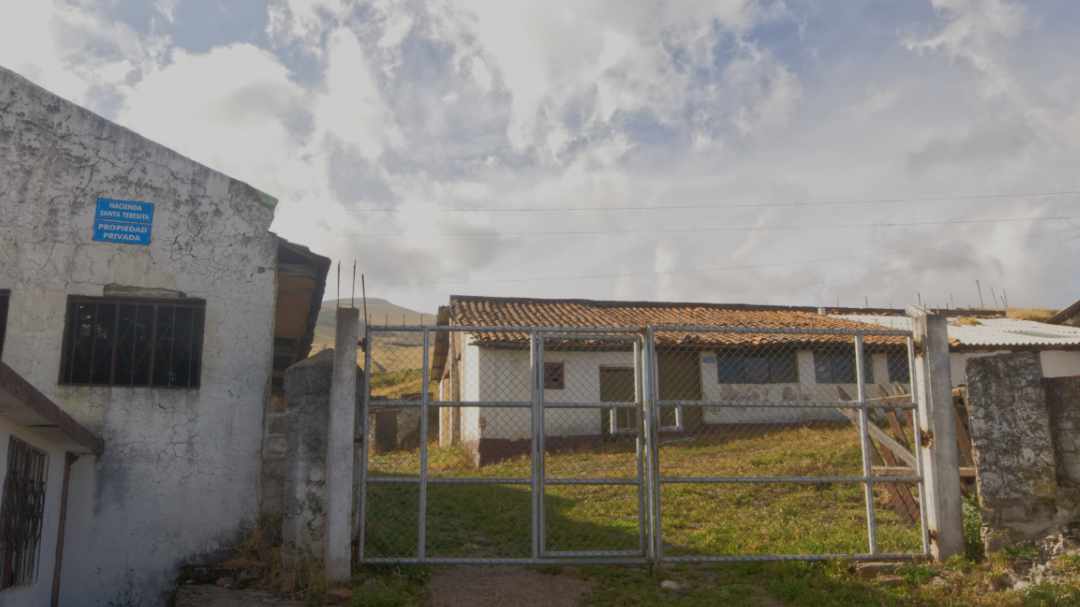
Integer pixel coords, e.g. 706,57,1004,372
447,294,1000,316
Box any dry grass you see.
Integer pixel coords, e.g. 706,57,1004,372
1007,308,1059,322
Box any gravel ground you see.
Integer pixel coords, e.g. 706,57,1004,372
428,566,593,607
174,585,305,607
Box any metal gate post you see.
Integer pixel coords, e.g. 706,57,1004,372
418,328,430,559
634,337,647,556
355,326,372,561
642,327,662,563
535,332,548,557
907,336,931,555
530,332,542,559
853,334,878,555
909,307,964,560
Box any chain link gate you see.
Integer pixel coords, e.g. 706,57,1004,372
357,323,929,565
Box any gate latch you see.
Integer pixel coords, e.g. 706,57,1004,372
920,430,934,448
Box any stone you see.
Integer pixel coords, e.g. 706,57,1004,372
1046,377,1080,486
965,353,1059,550
660,580,687,592
855,562,901,577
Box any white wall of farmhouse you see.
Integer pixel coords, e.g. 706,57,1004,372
0,67,277,606
452,342,911,440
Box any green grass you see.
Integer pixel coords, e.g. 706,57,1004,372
353,424,1080,606
364,424,921,560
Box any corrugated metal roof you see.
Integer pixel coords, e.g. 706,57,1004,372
833,314,1080,348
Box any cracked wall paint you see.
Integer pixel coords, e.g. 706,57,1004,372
0,67,277,606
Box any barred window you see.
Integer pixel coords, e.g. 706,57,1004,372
814,349,874,384
543,362,564,390
0,290,8,360
887,350,911,384
600,367,637,433
0,437,48,589
717,351,798,384
59,297,205,388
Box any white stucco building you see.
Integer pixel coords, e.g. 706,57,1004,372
832,314,1080,385
0,362,103,607
431,296,1080,466
432,296,914,465
0,66,327,605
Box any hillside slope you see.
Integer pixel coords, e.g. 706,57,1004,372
314,298,433,343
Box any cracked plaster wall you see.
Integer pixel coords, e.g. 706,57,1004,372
0,67,277,606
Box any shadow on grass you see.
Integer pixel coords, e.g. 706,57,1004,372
365,482,644,558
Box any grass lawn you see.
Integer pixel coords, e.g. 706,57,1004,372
349,413,1080,606
364,423,921,560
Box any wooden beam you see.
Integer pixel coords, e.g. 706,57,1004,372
872,465,976,479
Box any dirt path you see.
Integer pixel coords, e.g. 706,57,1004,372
428,566,593,607
175,585,305,607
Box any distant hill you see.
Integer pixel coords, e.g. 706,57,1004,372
312,298,434,354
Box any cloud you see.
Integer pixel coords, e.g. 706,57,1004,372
5,0,1080,314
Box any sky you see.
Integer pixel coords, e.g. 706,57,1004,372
2,0,1080,314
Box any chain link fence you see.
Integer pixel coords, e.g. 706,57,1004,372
358,323,929,564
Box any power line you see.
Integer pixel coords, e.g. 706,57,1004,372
347,189,1080,214
353,215,1078,240
433,257,853,285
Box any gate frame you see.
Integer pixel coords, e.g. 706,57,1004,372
357,319,958,565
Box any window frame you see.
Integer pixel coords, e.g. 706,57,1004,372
543,361,565,390
599,366,638,435
0,436,48,590
813,348,874,385
58,295,207,389
0,290,8,361
716,349,799,384
886,349,911,384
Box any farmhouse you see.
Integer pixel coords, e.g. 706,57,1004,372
431,296,913,465
0,66,327,606
831,313,1080,384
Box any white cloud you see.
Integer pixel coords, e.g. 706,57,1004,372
3,0,1080,313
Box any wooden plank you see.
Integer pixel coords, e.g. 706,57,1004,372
835,387,917,468
873,465,976,479
873,438,920,524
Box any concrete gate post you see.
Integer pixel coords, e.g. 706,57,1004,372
326,307,358,581
908,307,964,560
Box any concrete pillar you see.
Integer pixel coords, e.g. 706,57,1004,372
909,307,964,560
326,307,358,581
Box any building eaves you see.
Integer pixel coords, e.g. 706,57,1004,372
0,362,104,455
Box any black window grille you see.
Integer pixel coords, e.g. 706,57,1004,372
0,290,8,360
887,350,911,384
814,349,874,384
59,297,206,388
0,437,48,589
717,350,798,384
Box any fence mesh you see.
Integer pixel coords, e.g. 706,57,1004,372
360,324,926,562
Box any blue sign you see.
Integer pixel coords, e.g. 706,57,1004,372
92,198,154,246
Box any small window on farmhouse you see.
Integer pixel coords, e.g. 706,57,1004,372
59,296,206,388
717,351,798,384
0,290,8,360
887,350,911,384
0,436,48,589
543,362,564,390
814,349,874,384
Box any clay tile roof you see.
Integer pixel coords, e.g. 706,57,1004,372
444,295,905,348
